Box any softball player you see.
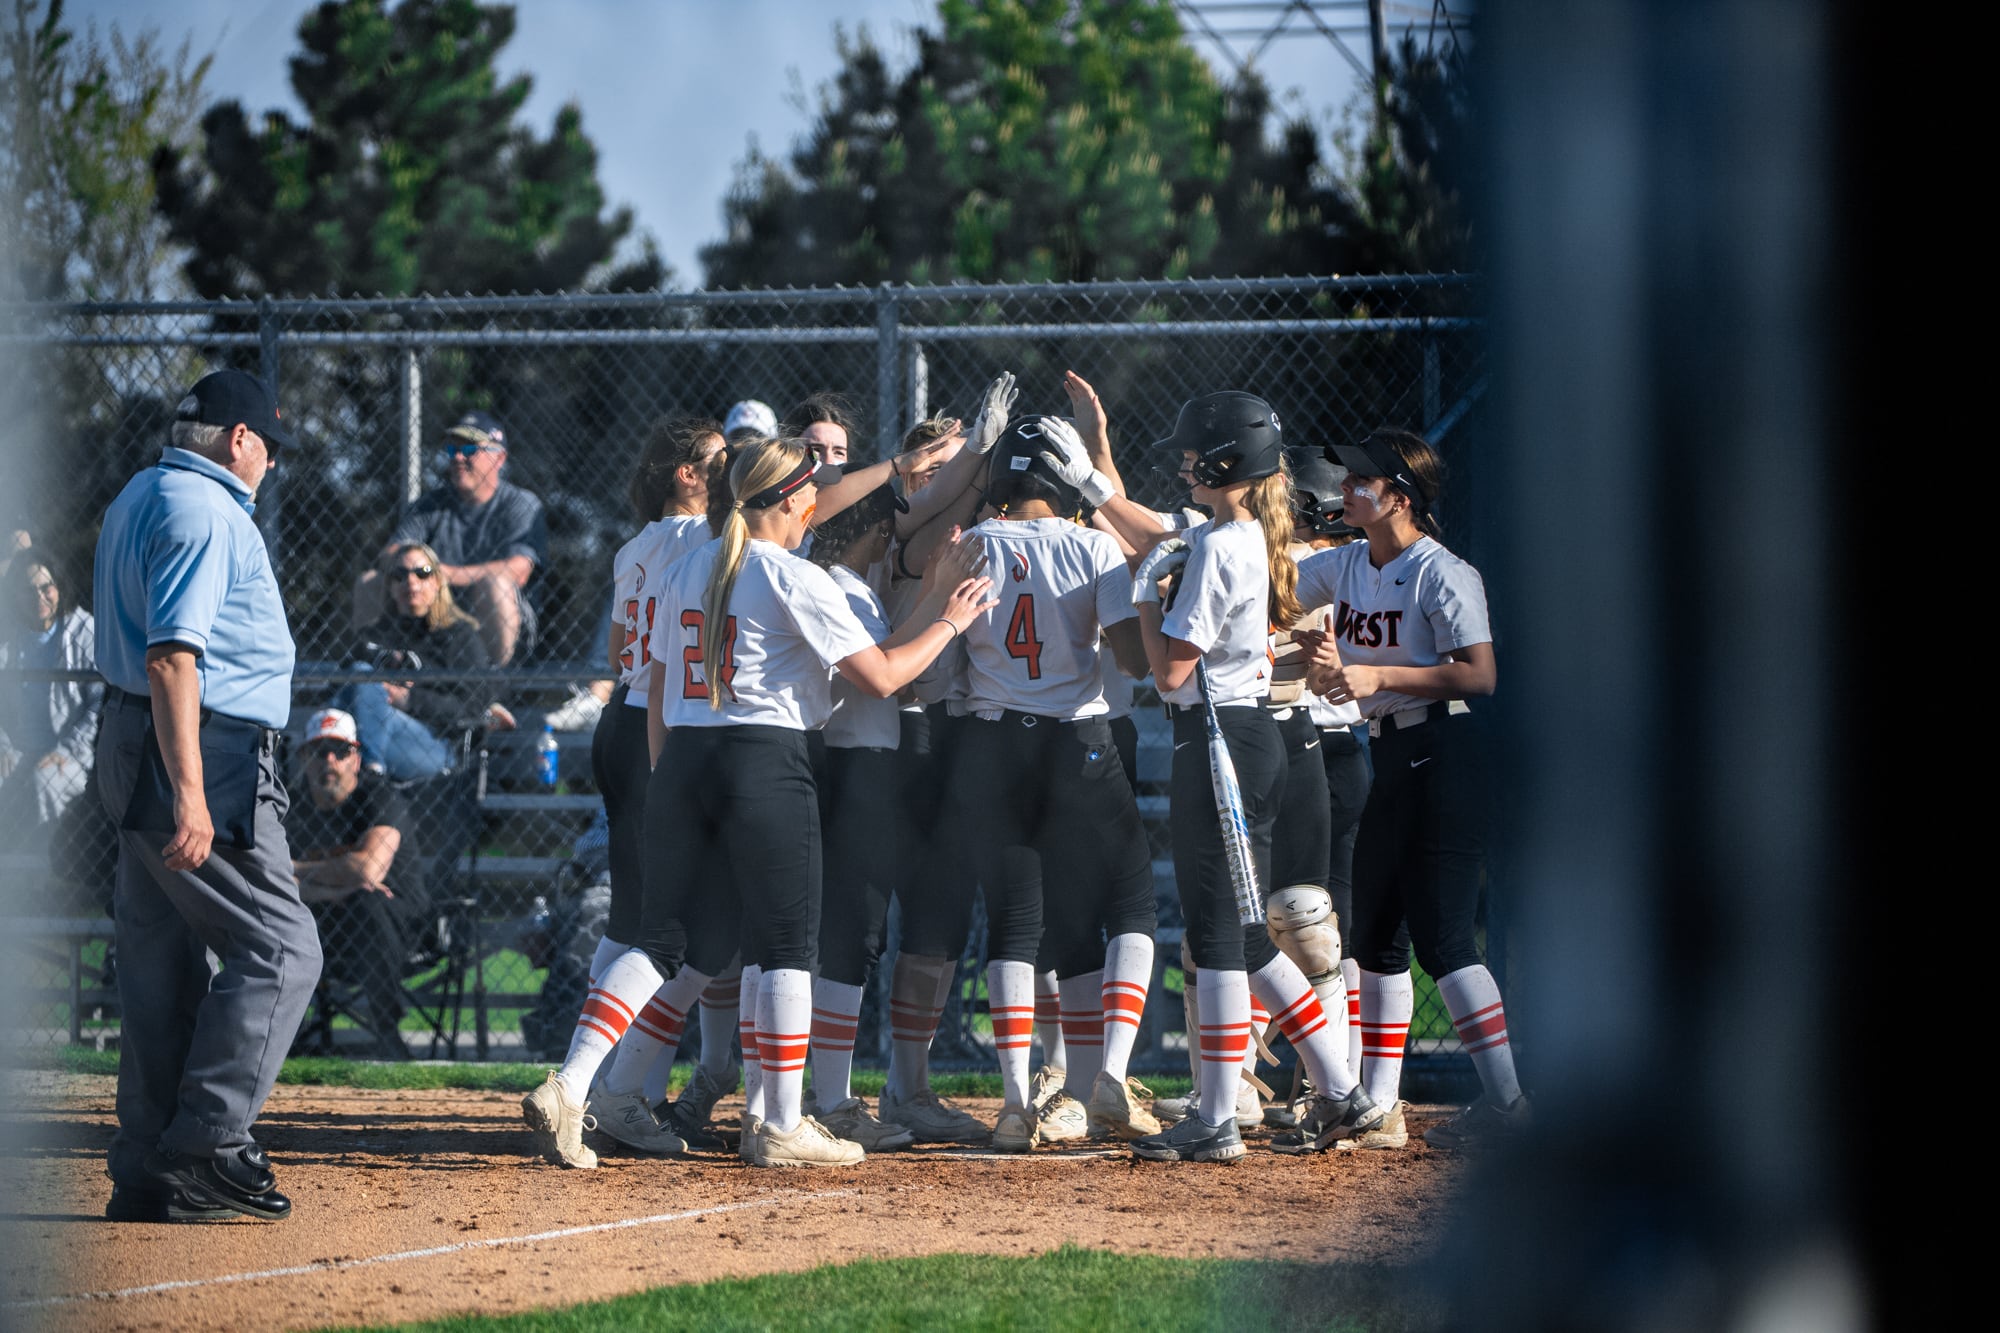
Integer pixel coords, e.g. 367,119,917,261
523,438,995,1169
1036,394,1384,1161
801,483,919,1152
944,418,1158,1151
1296,427,1526,1151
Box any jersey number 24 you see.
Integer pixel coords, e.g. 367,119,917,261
680,609,740,700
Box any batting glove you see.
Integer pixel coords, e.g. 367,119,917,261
966,371,1020,455
1131,537,1190,606
1032,416,1115,508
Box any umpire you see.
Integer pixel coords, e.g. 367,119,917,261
92,369,322,1223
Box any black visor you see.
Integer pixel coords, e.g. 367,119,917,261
1327,437,1429,512
741,456,841,509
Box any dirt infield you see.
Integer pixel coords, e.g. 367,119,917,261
2,1073,1466,1331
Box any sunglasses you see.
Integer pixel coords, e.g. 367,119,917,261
394,565,436,580
29,580,55,595
309,741,358,760
444,442,500,459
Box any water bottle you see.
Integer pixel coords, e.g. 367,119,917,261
536,722,560,788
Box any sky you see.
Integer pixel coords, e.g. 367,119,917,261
61,0,1371,287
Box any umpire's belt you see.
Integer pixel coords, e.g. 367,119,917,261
103,684,278,744
1364,700,1468,739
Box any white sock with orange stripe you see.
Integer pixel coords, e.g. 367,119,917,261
1359,969,1413,1107
810,978,865,1105
1099,933,1152,1083
1342,958,1362,1079
603,965,708,1098
987,959,1035,1109
588,936,629,984
1435,965,1523,1107
1034,970,1066,1070
1241,992,1271,1088
554,948,662,1100
1197,969,1252,1127
738,964,765,1124
698,964,742,1084
1251,954,1357,1097
885,952,953,1102
1057,971,1104,1099
757,968,812,1133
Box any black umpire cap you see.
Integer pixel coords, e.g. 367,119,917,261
176,369,296,450
1152,390,1284,488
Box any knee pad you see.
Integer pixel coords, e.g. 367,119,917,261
1265,883,1341,985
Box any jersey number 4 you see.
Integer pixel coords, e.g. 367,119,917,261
1005,593,1044,680
680,609,740,700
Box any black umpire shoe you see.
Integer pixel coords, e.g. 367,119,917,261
1130,1114,1247,1163
104,1181,235,1224
144,1145,293,1221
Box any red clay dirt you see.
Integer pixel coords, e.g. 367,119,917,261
2,1073,1466,1332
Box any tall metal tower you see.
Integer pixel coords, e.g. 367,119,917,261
1173,1,1474,90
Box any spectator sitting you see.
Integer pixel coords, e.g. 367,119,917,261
285,708,423,1061
0,555,100,851
722,398,779,446
338,542,515,781
352,410,547,664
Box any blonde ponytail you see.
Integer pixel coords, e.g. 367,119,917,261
1246,471,1302,630
700,438,811,709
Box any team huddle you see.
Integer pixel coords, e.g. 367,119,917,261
520,372,1531,1169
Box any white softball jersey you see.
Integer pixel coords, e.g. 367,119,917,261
822,563,902,749
1293,535,1492,721
615,514,712,707
655,537,878,731
1158,518,1272,708
959,517,1135,720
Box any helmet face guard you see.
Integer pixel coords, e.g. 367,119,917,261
1152,391,1284,490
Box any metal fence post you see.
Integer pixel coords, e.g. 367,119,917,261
400,343,424,510
907,341,929,426
875,284,902,459
258,297,284,572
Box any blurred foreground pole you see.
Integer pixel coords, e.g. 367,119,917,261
1452,0,1881,1328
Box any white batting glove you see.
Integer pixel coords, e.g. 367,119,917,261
1032,416,1115,507
1131,537,1190,606
965,371,1019,455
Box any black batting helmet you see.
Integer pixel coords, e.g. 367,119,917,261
1286,446,1355,539
987,417,1083,515
1152,391,1285,489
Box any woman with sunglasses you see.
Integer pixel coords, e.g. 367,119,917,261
339,542,508,781
0,556,99,848
523,437,995,1170
1294,428,1525,1152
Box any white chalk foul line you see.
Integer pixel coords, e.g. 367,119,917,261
6,1188,858,1311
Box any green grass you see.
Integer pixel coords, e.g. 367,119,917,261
36,1047,1195,1101
322,1245,1442,1333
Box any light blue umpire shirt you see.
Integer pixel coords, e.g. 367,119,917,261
94,447,295,729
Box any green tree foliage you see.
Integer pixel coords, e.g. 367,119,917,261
153,0,659,297
701,0,1356,287
1328,33,1478,274
0,0,212,300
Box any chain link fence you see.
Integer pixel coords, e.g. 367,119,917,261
0,275,1494,1088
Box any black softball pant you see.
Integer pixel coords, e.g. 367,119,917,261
896,706,978,959
1269,707,1332,892
1319,724,1370,939
1169,704,1284,973
810,737,900,988
952,712,1155,976
638,725,819,977
1349,705,1488,978
588,687,650,944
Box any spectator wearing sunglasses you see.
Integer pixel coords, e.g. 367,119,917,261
352,411,548,664
338,542,514,781
285,708,422,1060
0,554,99,849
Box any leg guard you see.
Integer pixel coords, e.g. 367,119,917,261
1266,884,1343,1010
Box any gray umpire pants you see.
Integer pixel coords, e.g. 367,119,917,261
94,694,322,1186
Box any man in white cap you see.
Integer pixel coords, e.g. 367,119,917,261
284,707,423,1061
722,398,779,442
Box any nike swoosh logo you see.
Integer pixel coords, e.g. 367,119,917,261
1410,756,1432,768
1302,740,1320,750
1174,741,1194,751
1395,577,1409,585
